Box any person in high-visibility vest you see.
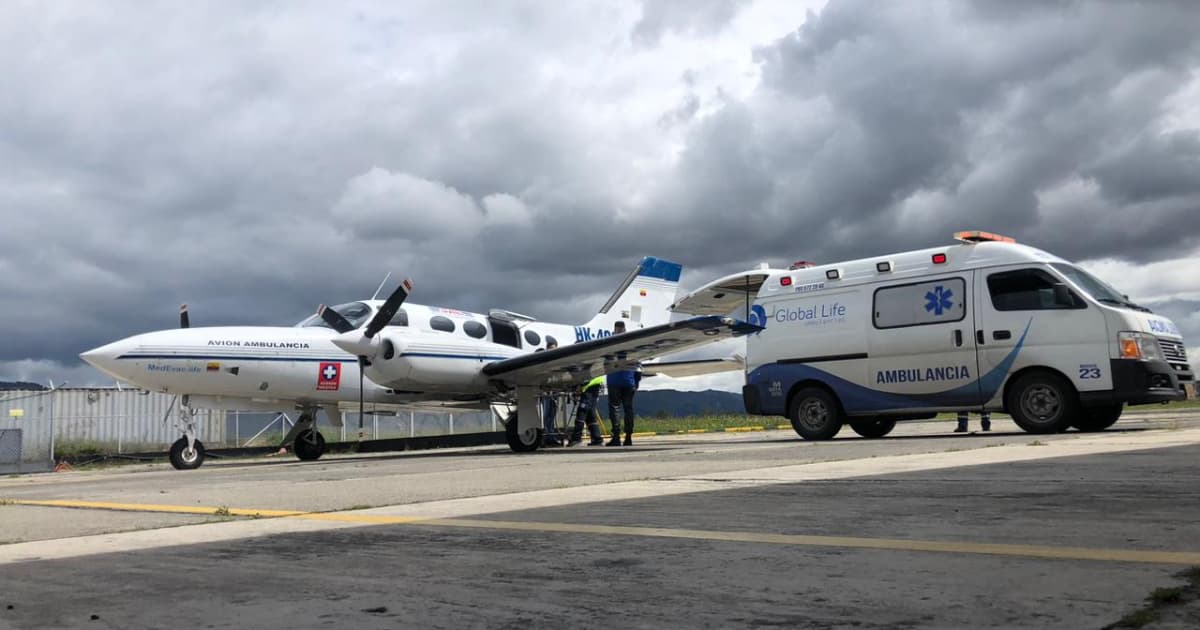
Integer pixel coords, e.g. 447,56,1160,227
568,375,606,446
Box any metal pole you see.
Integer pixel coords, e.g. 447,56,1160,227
449,413,454,435
410,411,414,438
47,389,56,468
373,412,378,440
235,410,240,448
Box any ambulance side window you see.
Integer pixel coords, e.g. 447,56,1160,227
987,269,1085,311
873,277,967,329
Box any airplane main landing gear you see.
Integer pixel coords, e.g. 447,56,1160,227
504,411,542,452
294,427,327,461
281,409,327,462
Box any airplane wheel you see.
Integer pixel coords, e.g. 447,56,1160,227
1071,404,1122,432
849,417,896,439
505,413,542,453
294,429,326,461
169,437,205,470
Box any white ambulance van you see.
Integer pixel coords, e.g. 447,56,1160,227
671,231,1195,439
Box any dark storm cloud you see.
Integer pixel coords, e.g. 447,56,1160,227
1,1,1198,384
646,0,1200,268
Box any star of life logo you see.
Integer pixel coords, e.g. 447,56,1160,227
924,285,954,316
316,362,341,391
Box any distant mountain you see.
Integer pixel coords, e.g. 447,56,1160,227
601,389,744,418
0,381,47,391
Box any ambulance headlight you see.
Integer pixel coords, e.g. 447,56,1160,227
1118,332,1164,362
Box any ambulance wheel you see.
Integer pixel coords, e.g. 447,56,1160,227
505,413,543,452
789,387,844,440
1071,405,1122,432
294,429,326,461
1006,371,1078,434
169,437,205,470
849,417,896,439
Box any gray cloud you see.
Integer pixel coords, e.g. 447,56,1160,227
1,1,1199,386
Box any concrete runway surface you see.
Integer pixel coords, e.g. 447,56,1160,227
2,412,1199,629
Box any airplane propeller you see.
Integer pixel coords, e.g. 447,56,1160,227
326,278,413,439
317,304,355,334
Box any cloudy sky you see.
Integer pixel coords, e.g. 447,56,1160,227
2,0,1198,391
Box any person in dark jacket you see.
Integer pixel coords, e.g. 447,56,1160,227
606,321,639,446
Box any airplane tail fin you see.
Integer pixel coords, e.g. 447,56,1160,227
578,257,682,338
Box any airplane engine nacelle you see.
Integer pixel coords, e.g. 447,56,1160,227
365,332,496,393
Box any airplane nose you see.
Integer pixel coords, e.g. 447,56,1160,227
80,340,130,380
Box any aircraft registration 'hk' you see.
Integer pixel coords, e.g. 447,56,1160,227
80,257,760,469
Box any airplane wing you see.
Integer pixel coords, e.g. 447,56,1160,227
670,269,774,316
481,315,761,388
640,356,744,378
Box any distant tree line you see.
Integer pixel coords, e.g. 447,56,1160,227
0,381,47,391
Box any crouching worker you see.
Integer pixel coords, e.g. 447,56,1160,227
568,375,606,446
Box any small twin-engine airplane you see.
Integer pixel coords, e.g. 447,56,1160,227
80,257,759,469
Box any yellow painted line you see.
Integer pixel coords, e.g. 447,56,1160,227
631,432,656,438
420,518,1200,566
724,426,765,432
686,429,707,434
11,499,305,518
14,499,1200,565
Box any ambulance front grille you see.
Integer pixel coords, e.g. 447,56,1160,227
1158,339,1188,364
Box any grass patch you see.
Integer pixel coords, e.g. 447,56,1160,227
1148,587,1185,605
1104,566,1200,629
1027,440,1046,446
213,506,232,517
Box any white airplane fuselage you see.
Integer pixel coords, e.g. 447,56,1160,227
81,301,619,409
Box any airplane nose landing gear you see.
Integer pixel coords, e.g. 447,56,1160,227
169,437,205,470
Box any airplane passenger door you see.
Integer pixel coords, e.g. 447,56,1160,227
866,273,983,412
488,317,522,349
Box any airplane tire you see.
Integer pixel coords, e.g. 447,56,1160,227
789,387,844,441
1071,404,1122,432
849,417,896,439
505,413,543,452
169,437,205,470
1006,371,1078,434
294,429,326,461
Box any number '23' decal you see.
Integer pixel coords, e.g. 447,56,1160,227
1079,364,1102,379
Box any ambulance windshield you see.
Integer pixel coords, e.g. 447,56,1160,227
1050,264,1150,313
296,302,373,329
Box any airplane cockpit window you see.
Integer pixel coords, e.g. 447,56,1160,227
296,302,373,329
389,308,408,327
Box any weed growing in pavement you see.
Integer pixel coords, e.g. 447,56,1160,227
1027,440,1046,446
213,506,232,517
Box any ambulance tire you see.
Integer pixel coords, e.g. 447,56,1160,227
789,387,844,441
168,437,205,470
505,412,543,453
294,429,326,461
1071,405,1122,432
1006,371,1078,434
849,417,896,439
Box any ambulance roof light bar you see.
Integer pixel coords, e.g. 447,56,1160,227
954,230,1015,244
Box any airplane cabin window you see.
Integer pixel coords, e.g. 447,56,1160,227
545,335,558,348
524,330,541,346
430,316,456,333
463,321,487,339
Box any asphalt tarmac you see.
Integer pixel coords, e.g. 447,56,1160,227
2,413,1199,629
